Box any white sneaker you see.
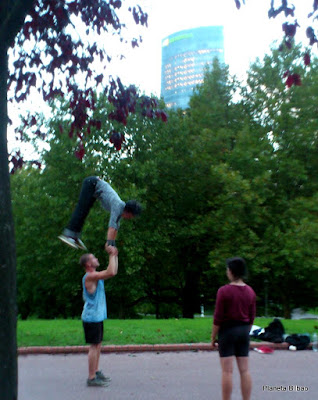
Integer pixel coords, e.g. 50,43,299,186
76,238,87,250
58,235,80,249
58,235,87,250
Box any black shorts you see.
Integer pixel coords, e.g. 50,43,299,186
218,324,250,358
83,321,104,344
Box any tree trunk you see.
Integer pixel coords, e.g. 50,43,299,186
0,41,18,400
182,270,199,319
282,293,291,319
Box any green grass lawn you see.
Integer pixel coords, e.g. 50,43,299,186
17,317,318,347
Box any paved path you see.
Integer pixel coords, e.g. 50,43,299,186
19,350,317,400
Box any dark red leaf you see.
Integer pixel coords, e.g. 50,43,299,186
31,161,42,169
285,72,301,88
293,73,301,86
285,39,292,49
95,74,103,84
29,73,36,87
234,0,241,10
9,152,24,174
306,26,315,39
160,111,168,122
16,77,23,93
304,53,311,66
285,74,294,88
110,0,122,8
110,131,124,151
284,7,295,17
131,39,139,48
306,26,317,46
34,129,46,140
132,7,140,24
282,22,298,38
75,143,85,160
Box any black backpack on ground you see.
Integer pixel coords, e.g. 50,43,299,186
258,318,285,343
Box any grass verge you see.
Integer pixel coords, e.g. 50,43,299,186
17,317,318,347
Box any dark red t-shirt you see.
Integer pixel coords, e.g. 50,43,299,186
213,284,256,327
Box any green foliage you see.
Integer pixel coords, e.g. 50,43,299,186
240,44,318,316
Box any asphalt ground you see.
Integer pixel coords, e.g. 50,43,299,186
19,350,317,400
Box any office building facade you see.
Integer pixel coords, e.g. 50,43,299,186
161,26,224,109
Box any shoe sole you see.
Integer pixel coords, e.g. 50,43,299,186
76,241,88,251
58,235,79,249
96,377,111,383
87,381,109,387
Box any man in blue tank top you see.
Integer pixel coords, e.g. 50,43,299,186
79,245,118,387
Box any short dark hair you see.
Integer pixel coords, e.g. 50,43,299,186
226,257,247,279
79,253,91,268
124,200,142,216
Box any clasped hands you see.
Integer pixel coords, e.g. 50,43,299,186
105,243,118,256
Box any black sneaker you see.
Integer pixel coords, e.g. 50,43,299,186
87,377,109,387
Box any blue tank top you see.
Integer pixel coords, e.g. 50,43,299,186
81,274,107,322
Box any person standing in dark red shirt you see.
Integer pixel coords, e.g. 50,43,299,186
211,257,256,400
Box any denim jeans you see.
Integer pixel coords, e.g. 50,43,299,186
63,176,99,238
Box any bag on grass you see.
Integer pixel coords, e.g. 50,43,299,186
258,318,285,343
285,334,310,350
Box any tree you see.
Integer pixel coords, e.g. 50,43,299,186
205,43,318,317
0,15,19,399
242,44,318,316
1,2,38,392
0,1,166,398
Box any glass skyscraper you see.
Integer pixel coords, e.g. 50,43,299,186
161,26,224,109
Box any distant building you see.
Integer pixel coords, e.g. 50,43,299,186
161,26,224,109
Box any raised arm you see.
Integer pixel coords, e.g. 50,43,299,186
105,244,118,276
85,246,118,286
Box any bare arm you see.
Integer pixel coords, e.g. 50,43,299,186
211,287,225,348
211,324,220,348
85,247,118,288
105,226,118,249
98,253,117,280
107,227,117,241
105,244,118,276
